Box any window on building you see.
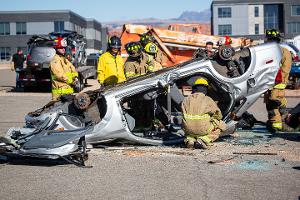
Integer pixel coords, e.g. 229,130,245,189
16,22,26,35
218,7,232,18
218,25,232,35
288,22,300,34
291,5,300,16
54,21,65,32
264,4,283,30
255,7,259,17
0,22,10,35
255,24,259,34
0,47,11,61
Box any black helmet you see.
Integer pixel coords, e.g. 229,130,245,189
108,36,122,49
125,42,142,58
140,32,155,47
265,29,281,43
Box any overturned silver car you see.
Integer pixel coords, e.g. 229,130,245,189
0,43,282,164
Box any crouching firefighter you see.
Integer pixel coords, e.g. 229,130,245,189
264,29,292,132
50,42,78,101
182,78,227,149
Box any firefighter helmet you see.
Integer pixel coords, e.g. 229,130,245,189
108,36,122,49
194,78,208,86
265,29,281,42
125,42,142,58
140,33,155,47
144,42,158,54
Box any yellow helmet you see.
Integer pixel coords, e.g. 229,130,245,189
194,78,208,86
144,42,158,54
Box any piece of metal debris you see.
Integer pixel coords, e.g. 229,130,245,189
233,152,277,155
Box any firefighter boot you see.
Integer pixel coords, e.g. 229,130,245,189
195,135,212,150
184,136,196,149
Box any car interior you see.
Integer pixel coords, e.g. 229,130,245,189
121,73,233,140
210,46,252,78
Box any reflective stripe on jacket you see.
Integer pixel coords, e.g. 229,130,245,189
97,52,126,85
52,87,74,95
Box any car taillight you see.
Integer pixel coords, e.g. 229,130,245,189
294,55,299,62
275,68,283,84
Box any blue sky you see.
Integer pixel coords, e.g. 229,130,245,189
0,0,212,22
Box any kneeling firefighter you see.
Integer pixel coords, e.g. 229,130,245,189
182,78,227,149
50,39,78,101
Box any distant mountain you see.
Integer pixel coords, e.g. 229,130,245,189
104,9,211,27
178,9,211,22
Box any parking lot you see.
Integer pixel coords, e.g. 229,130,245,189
0,68,300,200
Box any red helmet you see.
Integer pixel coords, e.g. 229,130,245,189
224,36,232,45
54,37,67,49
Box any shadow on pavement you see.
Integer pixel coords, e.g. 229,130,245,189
0,156,73,168
293,166,300,171
0,85,50,93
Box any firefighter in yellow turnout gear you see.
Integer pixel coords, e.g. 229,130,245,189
50,47,78,101
264,29,292,132
143,42,162,72
140,32,164,65
124,42,161,79
182,78,226,149
97,36,126,86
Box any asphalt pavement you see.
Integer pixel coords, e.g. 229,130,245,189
0,69,299,200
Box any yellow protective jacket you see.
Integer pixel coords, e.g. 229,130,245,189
124,52,162,79
97,52,126,86
49,54,78,95
182,93,226,136
273,47,292,89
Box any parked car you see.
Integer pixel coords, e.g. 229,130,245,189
86,53,100,67
0,42,282,165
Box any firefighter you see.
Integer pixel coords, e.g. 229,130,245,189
193,41,215,59
264,29,293,132
124,42,162,79
124,42,149,79
97,36,126,87
144,42,163,72
124,41,157,128
182,77,226,149
140,32,164,65
49,43,78,101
